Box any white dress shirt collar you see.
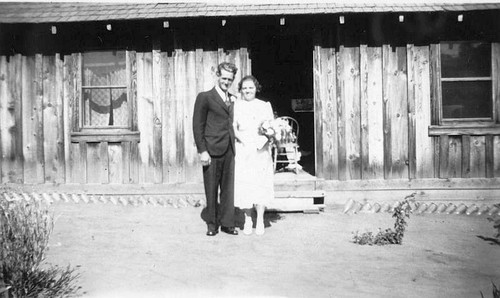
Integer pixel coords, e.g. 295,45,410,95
215,85,229,102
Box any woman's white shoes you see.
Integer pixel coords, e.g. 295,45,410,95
242,215,265,236
243,222,253,235
255,223,265,236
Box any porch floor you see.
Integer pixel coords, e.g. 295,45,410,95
271,168,324,212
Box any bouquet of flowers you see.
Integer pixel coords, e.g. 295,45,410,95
259,118,296,147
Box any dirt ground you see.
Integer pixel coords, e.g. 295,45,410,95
45,202,500,298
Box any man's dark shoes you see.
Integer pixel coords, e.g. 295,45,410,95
206,230,217,236
206,225,218,236
220,226,238,235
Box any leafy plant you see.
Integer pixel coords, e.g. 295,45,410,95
0,188,81,297
487,203,500,239
480,281,500,298
353,193,415,246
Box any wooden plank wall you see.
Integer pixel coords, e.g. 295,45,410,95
429,43,500,179
0,29,250,185
2,33,500,185
313,40,500,180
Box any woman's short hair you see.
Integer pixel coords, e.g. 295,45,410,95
216,62,238,76
238,75,262,93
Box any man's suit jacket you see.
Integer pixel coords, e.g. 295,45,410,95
193,87,235,157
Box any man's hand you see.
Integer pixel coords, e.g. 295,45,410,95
199,151,211,166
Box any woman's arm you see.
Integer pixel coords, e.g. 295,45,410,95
232,102,244,145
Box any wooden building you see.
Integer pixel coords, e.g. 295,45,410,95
1,2,500,205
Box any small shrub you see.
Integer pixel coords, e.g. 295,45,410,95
353,193,415,246
0,189,81,297
487,203,500,239
480,281,500,298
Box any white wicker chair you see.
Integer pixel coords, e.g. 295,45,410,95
273,116,300,174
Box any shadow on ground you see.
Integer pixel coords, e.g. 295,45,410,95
200,207,285,229
476,235,500,246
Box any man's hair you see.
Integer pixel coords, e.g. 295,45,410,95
216,62,238,76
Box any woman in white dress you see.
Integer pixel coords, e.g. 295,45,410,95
233,75,275,236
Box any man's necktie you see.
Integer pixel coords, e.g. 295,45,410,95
225,94,231,106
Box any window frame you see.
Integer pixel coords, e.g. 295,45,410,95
429,42,500,136
70,50,139,142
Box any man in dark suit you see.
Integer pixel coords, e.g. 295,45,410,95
193,62,239,236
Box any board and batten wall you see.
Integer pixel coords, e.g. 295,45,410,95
313,31,500,181
2,31,500,186
0,44,251,185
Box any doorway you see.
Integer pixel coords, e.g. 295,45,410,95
250,27,315,175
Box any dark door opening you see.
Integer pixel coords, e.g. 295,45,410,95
250,28,315,175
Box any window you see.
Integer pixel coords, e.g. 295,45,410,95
72,50,139,142
83,51,128,128
440,41,492,121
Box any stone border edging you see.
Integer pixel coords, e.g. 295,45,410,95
1,192,203,208
343,199,500,216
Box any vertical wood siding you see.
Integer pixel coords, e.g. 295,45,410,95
408,45,434,178
314,37,500,180
343,47,362,180
383,45,409,179
0,55,23,183
43,55,65,183
313,29,338,180
152,46,163,184
362,46,384,179
22,55,44,183
63,54,73,183
494,136,500,177
137,52,155,184
335,46,347,181
0,28,250,185
184,49,200,183
1,29,500,185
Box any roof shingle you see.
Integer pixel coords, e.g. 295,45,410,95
0,2,499,24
